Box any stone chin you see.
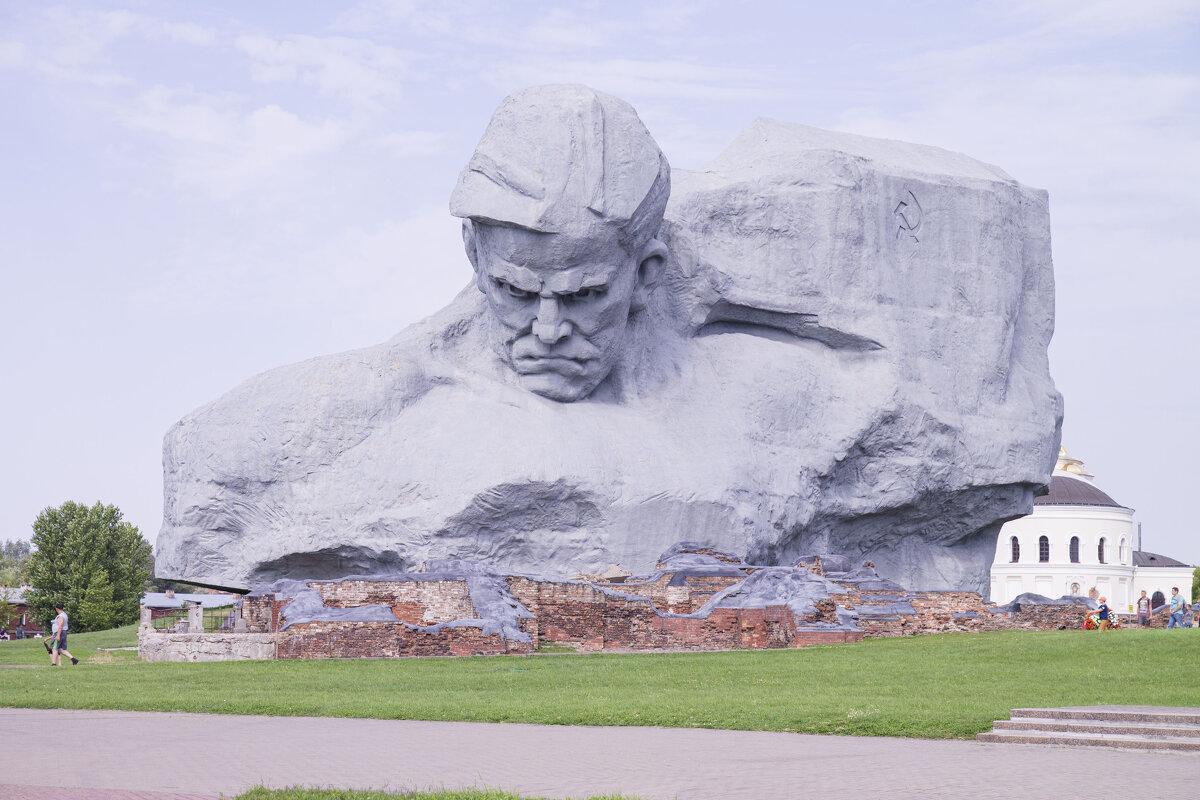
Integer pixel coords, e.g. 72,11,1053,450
513,358,608,402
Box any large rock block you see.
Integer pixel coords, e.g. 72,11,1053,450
156,87,1060,593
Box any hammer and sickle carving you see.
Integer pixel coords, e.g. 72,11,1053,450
894,190,923,241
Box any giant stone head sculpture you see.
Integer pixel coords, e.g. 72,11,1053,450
154,84,1063,595
450,85,671,402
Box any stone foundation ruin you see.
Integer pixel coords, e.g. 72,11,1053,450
139,544,1093,662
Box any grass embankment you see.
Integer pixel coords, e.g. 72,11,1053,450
2,625,1198,739
237,789,639,800
0,624,140,666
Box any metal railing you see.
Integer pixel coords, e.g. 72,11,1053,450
150,604,237,633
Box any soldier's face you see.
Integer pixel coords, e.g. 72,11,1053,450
472,224,646,402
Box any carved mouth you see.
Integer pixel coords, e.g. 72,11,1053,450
513,356,590,376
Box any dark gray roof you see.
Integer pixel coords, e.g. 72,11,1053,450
1133,551,1192,568
142,592,238,609
1,587,29,604
1034,475,1124,508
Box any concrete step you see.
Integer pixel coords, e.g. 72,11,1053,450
1010,706,1200,725
977,729,1200,752
995,717,1200,739
979,707,1200,753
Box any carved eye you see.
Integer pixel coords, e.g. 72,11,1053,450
495,279,536,300
567,285,607,301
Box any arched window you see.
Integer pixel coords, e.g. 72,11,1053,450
1038,535,1050,563
1119,538,1127,563
1098,537,1107,564
1010,536,1020,563
1069,536,1080,563
1152,591,1166,609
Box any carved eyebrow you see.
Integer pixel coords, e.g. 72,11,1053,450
487,262,541,293
492,277,539,299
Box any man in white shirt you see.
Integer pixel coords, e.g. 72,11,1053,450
50,603,77,666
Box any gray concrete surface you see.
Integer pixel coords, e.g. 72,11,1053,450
2,708,1195,799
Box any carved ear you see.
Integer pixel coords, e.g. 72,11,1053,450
463,220,491,295
462,219,479,271
631,237,667,311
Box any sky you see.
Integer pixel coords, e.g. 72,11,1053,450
2,0,1198,567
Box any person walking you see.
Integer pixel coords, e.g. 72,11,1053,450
1167,587,1186,629
1097,596,1111,631
49,603,77,666
1136,590,1151,627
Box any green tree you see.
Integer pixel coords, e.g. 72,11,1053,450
0,586,17,630
1193,567,1199,605
0,539,32,585
26,501,152,632
76,571,117,631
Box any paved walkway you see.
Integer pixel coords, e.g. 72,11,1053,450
2,708,1197,799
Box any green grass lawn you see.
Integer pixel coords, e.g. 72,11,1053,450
0,624,140,666
2,626,1198,739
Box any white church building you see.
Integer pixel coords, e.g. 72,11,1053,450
990,448,1193,613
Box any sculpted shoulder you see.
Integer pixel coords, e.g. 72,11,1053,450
164,288,490,485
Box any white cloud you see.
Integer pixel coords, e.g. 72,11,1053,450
0,26,130,86
333,0,420,31
236,34,408,109
834,64,1200,230
0,6,214,85
517,8,626,51
337,1,708,56
131,205,471,348
121,87,348,194
95,9,217,47
484,57,781,102
370,130,448,157
300,207,472,331
1013,0,1200,40
894,0,1200,77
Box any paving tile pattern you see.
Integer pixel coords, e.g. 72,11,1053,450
2,708,1198,800
0,787,218,800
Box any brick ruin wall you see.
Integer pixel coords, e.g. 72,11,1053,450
275,618,538,659
240,579,537,659
179,573,1094,660
831,588,1091,637
527,573,746,616
506,576,859,651
311,579,475,625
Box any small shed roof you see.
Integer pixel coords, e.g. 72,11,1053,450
1,587,30,605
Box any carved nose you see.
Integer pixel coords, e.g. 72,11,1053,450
533,296,571,344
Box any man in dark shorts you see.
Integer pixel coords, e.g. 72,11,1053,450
49,603,77,666
1136,590,1151,627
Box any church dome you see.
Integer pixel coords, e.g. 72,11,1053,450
1032,447,1126,508
1034,475,1124,508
